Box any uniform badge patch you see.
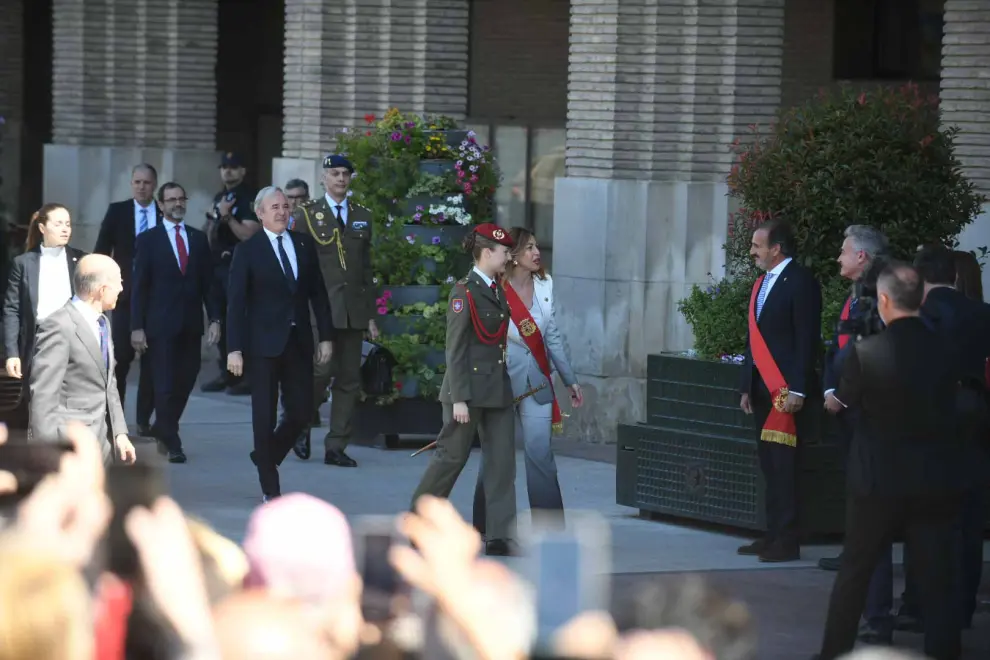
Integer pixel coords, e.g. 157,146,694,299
451,298,464,313
352,221,368,229
315,212,325,220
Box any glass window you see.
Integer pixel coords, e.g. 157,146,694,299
491,126,528,228
833,0,944,81
528,128,565,272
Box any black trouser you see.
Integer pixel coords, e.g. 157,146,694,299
751,381,800,547
148,332,202,452
819,493,962,660
249,328,313,496
109,307,154,426
213,263,247,384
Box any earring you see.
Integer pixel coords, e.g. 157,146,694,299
512,259,519,265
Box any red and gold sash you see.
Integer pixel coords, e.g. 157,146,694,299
837,295,852,349
503,282,563,434
748,275,798,447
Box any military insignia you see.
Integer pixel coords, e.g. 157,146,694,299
352,221,368,229
518,319,537,337
315,212,325,220
452,298,464,314
493,228,505,240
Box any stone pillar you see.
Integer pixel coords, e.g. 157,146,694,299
553,0,785,443
0,0,23,228
942,0,990,295
45,0,220,251
273,0,470,187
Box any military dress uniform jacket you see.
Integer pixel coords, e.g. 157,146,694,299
292,197,375,330
440,271,513,409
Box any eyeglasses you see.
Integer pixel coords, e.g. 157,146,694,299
164,197,188,203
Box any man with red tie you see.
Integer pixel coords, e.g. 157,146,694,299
818,226,890,568
131,182,222,463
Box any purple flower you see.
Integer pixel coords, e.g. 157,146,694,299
431,236,441,245
405,235,416,244
413,212,423,222
390,131,402,141
405,135,412,144
416,205,424,211
405,121,415,128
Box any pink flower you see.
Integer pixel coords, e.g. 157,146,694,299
377,306,388,315
382,290,393,300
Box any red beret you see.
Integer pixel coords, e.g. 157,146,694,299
473,223,513,247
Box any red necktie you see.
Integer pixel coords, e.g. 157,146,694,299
175,225,188,274
837,296,852,349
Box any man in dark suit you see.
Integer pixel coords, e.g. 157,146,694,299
818,262,963,660
131,182,222,464
93,163,160,434
226,186,333,501
910,245,990,632
738,219,822,563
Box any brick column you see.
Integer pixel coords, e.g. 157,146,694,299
941,0,990,197
554,0,785,442
45,0,220,250
275,0,470,186
0,0,23,225
942,0,990,297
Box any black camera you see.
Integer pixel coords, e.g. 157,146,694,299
836,256,887,340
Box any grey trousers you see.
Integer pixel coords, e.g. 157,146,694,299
411,402,517,541
473,396,563,534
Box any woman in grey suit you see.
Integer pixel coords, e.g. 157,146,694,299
472,226,583,534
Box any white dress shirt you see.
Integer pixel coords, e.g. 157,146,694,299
324,194,349,226
70,296,104,346
37,245,73,321
263,226,298,279
472,266,494,288
164,220,189,269
134,199,158,235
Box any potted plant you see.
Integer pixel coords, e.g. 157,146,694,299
618,85,987,535
337,109,501,440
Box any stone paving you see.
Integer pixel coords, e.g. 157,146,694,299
122,370,989,659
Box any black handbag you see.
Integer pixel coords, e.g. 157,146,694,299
361,342,398,396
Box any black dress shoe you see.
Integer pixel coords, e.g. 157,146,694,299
167,450,187,464
737,538,768,556
200,376,227,392
226,382,251,396
818,554,842,571
485,539,519,557
324,449,357,467
293,431,311,460
758,541,800,563
857,621,893,645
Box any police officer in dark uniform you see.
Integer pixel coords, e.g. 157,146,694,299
201,152,260,395
411,223,518,557
289,154,377,466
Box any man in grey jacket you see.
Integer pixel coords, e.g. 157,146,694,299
30,254,136,466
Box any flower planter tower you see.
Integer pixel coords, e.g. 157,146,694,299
336,110,501,444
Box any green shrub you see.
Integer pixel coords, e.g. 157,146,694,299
680,84,987,359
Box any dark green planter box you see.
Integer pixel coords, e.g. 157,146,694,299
379,314,422,336
404,195,446,217
382,285,441,307
353,397,442,447
419,159,455,176
404,223,471,247
616,353,846,537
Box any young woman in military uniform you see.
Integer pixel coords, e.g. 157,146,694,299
410,223,518,556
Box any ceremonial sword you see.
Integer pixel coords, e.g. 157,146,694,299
409,382,549,457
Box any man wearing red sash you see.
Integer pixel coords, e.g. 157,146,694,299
818,226,888,583
738,220,822,563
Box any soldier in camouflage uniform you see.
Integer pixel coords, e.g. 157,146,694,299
410,223,518,556
290,154,378,467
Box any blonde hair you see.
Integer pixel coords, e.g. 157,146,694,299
0,543,93,660
24,203,69,252
506,226,547,281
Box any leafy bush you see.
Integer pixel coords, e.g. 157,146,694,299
680,84,987,360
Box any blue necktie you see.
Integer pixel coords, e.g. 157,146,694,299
97,316,109,368
756,273,773,319
277,236,296,287
138,207,149,235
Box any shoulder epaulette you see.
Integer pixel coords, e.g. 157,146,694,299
301,198,319,208
351,201,369,211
